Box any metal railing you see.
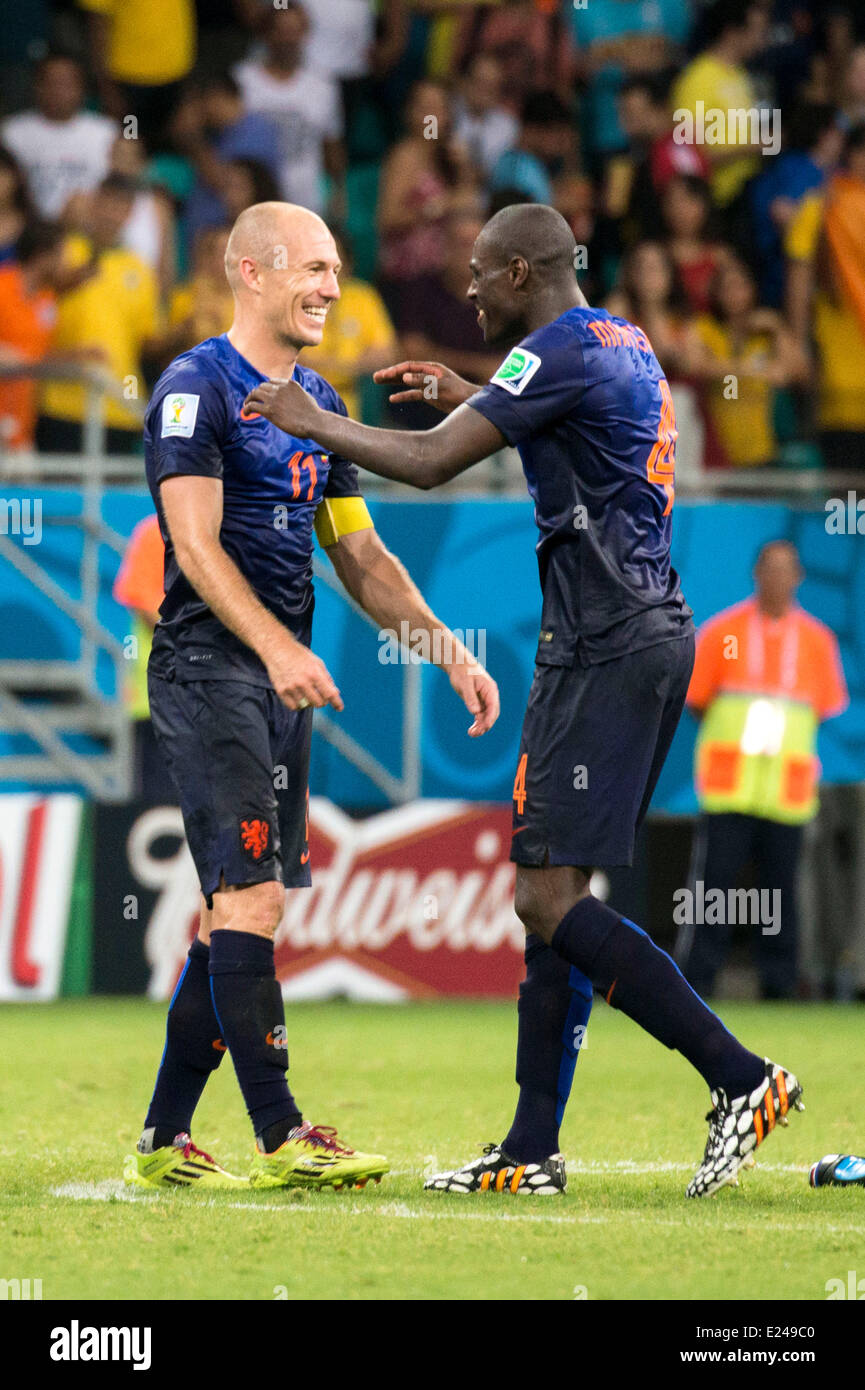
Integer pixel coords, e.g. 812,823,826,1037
0,363,141,798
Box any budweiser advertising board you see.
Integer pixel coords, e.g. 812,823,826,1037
96,798,526,1000
278,799,524,999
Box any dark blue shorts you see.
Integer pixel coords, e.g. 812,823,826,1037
148,672,313,904
510,634,694,869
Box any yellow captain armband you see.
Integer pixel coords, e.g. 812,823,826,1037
313,495,373,548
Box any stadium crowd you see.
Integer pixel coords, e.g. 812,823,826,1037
1,0,865,478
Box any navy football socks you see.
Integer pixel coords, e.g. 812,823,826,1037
208,929,302,1149
551,897,765,1098
145,938,226,1146
503,934,593,1162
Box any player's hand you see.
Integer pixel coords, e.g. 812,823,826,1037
445,660,500,737
243,379,321,436
264,630,344,713
373,361,477,415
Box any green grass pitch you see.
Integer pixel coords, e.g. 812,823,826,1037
1,997,863,1301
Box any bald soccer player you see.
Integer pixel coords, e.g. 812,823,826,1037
125,202,499,1192
244,203,804,1200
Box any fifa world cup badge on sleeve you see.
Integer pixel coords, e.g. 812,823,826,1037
491,348,542,395
161,393,201,438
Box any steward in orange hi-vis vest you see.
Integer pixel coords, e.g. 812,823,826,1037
678,540,848,1000
688,597,847,825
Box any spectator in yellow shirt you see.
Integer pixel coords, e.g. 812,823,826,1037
305,232,397,421
37,174,162,455
785,125,865,471
671,0,771,211
685,258,805,468
79,0,196,146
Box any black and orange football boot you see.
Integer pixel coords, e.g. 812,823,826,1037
424,1144,566,1195
687,1058,804,1198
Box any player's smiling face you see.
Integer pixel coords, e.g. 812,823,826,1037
467,236,525,349
264,230,342,350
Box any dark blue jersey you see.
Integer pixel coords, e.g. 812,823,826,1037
468,306,693,666
144,333,364,684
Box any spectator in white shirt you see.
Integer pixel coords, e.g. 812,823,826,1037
233,3,344,215
303,0,407,82
453,54,519,184
1,53,117,221
304,0,378,81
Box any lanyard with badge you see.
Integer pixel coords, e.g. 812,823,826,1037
739,610,799,757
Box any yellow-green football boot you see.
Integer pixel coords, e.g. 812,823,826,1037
124,1130,248,1190
249,1122,388,1190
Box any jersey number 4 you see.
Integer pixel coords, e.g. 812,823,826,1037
646,378,677,516
513,753,528,815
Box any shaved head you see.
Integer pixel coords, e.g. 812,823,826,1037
224,201,333,293
467,203,584,348
224,201,341,356
477,204,577,279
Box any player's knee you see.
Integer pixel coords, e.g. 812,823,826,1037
213,878,285,937
515,868,592,943
243,880,285,936
514,879,554,943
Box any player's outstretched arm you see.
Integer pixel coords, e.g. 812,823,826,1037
325,524,500,737
159,473,343,712
242,379,505,489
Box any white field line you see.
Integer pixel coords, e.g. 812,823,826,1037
48,1181,865,1241
565,1160,810,1174
50,1159,810,1198
51,1180,157,1202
